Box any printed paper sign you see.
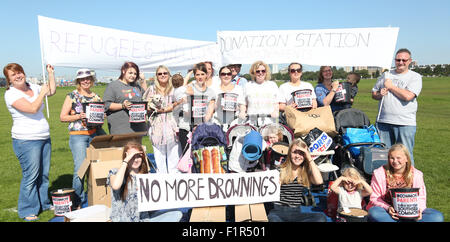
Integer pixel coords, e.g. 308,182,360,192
136,170,280,211
85,103,105,124
221,93,238,111
192,98,208,118
308,131,333,160
292,89,313,109
129,103,147,123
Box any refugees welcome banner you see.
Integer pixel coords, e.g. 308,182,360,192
136,170,280,212
218,27,399,68
38,15,219,72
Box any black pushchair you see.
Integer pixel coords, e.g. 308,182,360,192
332,108,388,179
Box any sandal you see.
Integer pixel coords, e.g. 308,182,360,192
23,215,39,222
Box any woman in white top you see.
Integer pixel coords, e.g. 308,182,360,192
3,63,56,221
211,66,246,131
242,60,282,127
279,62,317,112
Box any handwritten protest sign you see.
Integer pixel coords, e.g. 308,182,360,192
38,15,219,72
218,27,399,68
136,170,280,212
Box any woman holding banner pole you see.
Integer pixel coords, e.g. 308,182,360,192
143,65,180,174
103,62,147,135
3,63,56,221
59,68,104,208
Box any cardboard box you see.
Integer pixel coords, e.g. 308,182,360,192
234,203,268,222
77,132,147,207
189,206,226,222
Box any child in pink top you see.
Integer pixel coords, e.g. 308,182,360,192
367,144,443,222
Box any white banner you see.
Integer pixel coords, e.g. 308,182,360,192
38,15,219,72
136,170,280,212
218,27,399,68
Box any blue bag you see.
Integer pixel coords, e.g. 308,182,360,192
342,124,380,157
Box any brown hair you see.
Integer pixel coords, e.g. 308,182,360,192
347,72,361,86
171,74,184,88
318,66,332,83
119,141,148,201
3,63,26,90
118,62,140,85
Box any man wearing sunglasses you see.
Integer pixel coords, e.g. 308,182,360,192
227,63,248,87
371,48,422,165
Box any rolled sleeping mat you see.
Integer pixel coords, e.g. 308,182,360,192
242,130,263,161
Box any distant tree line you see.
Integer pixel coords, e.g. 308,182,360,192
411,64,450,77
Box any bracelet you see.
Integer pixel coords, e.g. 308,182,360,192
122,160,128,165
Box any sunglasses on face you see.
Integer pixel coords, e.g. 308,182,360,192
395,59,410,63
220,72,232,77
290,68,302,73
255,70,266,74
77,70,91,76
157,72,168,76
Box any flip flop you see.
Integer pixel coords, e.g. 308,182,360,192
23,215,39,222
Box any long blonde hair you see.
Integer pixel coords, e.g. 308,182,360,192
384,143,414,188
154,65,173,96
279,139,312,187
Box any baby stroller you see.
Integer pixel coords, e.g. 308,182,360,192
191,122,228,173
258,123,294,171
333,108,388,179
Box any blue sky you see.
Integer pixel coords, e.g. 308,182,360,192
1,0,449,79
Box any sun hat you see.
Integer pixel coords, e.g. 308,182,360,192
76,68,95,79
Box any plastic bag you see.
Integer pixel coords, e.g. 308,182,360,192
342,124,380,157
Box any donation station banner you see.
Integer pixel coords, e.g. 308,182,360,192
38,15,219,72
218,27,399,68
136,170,280,212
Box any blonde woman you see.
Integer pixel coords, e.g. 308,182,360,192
242,60,282,127
143,65,179,174
267,139,326,222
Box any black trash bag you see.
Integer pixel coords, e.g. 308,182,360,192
303,128,337,154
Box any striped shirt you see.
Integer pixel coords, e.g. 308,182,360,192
276,177,306,207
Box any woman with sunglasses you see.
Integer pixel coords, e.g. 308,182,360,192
143,65,179,174
3,63,56,221
242,60,282,127
103,62,147,134
315,66,342,113
108,142,182,222
267,139,326,222
60,68,105,208
211,66,246,130
279,62,317,112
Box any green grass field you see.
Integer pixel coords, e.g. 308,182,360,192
0,77,448,222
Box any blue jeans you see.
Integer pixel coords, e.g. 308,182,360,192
267,204,327,222
368,206,444,222
12,138,52,218
69,133,97,206
376,122,416,165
